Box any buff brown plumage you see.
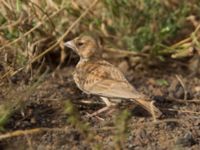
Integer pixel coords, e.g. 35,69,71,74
64,34,161,118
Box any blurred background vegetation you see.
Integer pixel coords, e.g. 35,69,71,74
0,0,200,71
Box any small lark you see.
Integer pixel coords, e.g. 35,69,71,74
64,34,161,118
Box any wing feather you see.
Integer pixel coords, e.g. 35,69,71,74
76,60,144,99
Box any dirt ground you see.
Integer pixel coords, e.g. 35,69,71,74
0,56,200,150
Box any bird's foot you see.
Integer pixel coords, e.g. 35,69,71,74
86,106,116,120
89,106,110,117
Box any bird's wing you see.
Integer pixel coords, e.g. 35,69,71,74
75,60,161,117
87,79,144,99
80,60,144,99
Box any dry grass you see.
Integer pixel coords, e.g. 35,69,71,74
0,0,200,149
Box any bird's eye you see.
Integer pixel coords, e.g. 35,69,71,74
77,41,84,47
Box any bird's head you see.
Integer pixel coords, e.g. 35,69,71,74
64,34,101,59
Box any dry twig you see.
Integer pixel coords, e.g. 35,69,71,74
0,7,64,50
104,47,148,57
175,75,188,100
0,0,99,80
30,0,99,64
166,97,200,104
0,127,69,141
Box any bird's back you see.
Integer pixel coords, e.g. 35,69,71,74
73,59,145,99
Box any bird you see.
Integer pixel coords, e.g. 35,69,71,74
64,34,161,118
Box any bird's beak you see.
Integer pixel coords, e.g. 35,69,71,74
64,40,76,50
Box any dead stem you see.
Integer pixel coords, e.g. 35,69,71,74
166,97,200,103
0,67,24,81
167,108,200,115
150,101,157,122
0,0,99,80
104,47,148,57
175,75,188,100
0,127,69,141
30,0,100,64
0,7,64,50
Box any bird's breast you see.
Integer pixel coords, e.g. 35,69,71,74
73,71,89,94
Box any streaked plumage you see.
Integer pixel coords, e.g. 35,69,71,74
64,34,161,118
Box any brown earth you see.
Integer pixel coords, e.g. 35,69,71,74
0,56,200,150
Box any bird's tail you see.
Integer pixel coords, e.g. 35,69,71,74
130,98,162,119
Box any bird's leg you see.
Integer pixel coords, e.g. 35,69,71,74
89,97,115,117
101,97,113,106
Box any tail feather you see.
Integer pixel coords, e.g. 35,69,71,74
131,98,162,118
